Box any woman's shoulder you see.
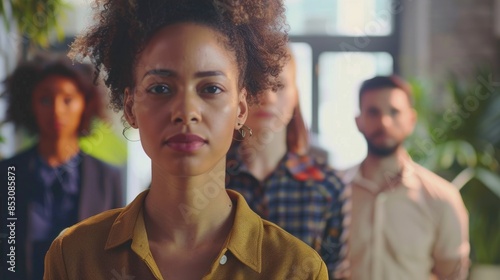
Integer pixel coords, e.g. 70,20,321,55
259,219,328,277
45,192,148,279
227,190,328,278
260,218,320,254
44,207,129,278
0,146,37,166
55,207,123,244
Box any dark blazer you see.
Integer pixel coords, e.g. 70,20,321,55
0,146,124,280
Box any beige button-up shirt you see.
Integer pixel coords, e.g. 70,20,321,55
343,158,469,280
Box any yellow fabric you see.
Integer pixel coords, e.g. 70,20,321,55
44,189,328,279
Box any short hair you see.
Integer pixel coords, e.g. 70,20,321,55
2,54,106,136
358,75,413,108
69,0,289,112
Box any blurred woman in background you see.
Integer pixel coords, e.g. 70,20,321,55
226,47,350,279
0,55,124,280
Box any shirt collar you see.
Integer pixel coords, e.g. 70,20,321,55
352,155,421,192
399,158,421,190
227,143,325,182
225,189,263,272
284,152,326,181
104,191,145,250
104,189,264,273
33,146,82,194
34,145,82,170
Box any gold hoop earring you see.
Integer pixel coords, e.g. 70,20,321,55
122,126,140,142
233,124,252,142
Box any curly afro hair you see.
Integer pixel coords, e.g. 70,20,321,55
2,54,107,136
69,0,289,112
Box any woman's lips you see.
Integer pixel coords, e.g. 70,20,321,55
51,121,64,130
164,134,207,152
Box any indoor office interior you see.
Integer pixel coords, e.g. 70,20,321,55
0,0,499,279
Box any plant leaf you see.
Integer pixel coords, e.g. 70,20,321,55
451,167,475,190
475,168,500,199
0,0,11,31
439,142,456,169
456,140,477,167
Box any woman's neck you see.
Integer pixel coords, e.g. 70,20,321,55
37,135,80,167
144,158,234,248
241,127,287,181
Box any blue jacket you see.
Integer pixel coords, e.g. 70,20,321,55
0,146,124,280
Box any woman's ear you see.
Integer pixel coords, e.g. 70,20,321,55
124,88,138,128
235,88,248,129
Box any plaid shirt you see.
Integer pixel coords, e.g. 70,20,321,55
226,145,350,279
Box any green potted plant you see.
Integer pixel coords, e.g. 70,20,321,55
407,70,500,279
0,0,69,48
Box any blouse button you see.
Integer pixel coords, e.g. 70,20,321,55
220,254,228,265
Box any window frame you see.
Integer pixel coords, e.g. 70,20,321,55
289,10,402,133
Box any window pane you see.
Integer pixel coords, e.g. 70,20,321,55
62,0,94,36
318,52,393,169
285,0,394,36
126,140,151,204
289,42,313,129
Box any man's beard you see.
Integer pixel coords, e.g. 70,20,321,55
366,138,400,157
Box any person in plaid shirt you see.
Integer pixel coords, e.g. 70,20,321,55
226,48,350,279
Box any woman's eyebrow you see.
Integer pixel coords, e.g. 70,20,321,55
142,69,176,80
194,70,226,78
142,69,227,81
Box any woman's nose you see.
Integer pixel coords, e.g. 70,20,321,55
170,91,202,125
259,90,278,106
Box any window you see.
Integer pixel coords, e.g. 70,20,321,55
286,0,394,36
318,52,393,168
286,0,401,168
289,43,313,128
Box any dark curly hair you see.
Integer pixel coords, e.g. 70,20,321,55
2,54,106,136
69,0,289,112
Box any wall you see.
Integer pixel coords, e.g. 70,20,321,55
401,0,499,84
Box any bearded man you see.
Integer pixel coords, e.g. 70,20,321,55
342,76,469,280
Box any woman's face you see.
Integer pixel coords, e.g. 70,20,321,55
245,59,297,134
125,23,247,176
32,75,86,139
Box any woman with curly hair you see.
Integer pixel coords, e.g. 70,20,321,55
44,0,328,279
0,55,124,280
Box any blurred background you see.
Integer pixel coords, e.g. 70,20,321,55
1,0,499,277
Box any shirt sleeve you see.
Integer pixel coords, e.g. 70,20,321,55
320,173,351,279
315,260,329,280
44,236,68,280
431,189,470,280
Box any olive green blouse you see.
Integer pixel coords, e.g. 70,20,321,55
44,189,327,279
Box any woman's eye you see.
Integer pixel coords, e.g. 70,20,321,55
202,85,222,95
147,84,170,94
